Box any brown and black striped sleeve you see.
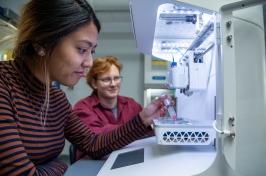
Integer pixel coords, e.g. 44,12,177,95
65,107,149,159
0,78,67,176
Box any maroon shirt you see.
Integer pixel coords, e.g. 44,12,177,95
74,92,143,134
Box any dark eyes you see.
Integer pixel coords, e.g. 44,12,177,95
97,76,123,84
78,48,87,54
78,48,95,55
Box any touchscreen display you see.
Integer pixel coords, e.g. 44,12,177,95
111,148,144,169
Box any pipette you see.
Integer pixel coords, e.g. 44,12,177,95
163,99,177,121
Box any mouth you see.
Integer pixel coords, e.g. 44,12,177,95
108,88,119,93
75,71,86,77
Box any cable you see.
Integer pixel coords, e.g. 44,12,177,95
212,120,232,136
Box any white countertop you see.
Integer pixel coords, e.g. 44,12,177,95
97,137,216,176
64,137,216,176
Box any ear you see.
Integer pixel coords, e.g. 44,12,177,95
91,79,98,90
38,49,46,56
33,43,46,56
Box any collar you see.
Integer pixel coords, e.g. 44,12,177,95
90,91,128,109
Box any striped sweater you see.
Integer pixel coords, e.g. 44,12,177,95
0,60,148,176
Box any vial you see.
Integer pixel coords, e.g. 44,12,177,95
163,99,177,120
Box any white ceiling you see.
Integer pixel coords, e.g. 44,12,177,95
0,0,133,38
0,0,29,15
0,0,130,15
0,18,16,51
87,0,130,11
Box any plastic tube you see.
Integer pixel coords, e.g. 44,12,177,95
163,99,177,120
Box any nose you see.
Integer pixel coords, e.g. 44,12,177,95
109,78,115,86
82,55,93,68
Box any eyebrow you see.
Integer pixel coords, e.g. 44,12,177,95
78,40,97,48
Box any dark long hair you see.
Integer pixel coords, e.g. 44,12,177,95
13,0,101,61
13,0,101,126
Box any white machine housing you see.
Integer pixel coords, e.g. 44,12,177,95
129,0,266,176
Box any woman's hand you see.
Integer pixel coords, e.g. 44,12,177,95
139,94,170,126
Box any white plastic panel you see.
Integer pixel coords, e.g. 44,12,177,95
221,4,266,176
129,0,240,55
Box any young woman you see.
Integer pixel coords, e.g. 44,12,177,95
0,0,169,175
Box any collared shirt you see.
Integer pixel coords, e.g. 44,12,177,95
74,92,143,134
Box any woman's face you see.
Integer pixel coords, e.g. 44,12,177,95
93,65,121,100
48,22,98,86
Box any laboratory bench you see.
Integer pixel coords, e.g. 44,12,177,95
64,137,216,176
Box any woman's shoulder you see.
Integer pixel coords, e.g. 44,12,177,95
0,61,17,85
50,87,68,99
0,60,15,75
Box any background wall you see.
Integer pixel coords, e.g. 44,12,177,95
264,4,266,44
